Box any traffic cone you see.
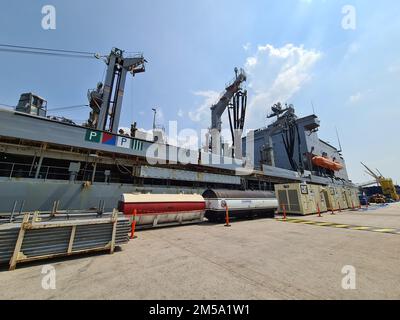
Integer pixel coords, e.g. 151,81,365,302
224,205,231,227
130,209,137,239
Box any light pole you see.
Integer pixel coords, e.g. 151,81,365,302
152,108,157,130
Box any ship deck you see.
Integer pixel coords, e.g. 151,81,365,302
1,203,399,299
0,107,356,189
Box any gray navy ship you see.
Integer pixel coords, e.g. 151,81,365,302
0,47,356,214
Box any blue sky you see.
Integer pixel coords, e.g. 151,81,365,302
0,0,399,183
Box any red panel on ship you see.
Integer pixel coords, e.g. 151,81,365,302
119,194,206,215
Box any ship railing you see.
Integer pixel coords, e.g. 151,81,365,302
0,161,133,184
0,161,71,181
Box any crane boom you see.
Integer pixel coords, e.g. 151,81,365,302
208,68,247,158
360,162,399,201
210,68,246,132
361,162,380,180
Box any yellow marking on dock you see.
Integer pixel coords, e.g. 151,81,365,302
350,226,371,231
298,221,316,225
277,218,399,235
277,219,304,223
373,229,396,233
334,225,350,228
276,218,293,222
315,222,335,226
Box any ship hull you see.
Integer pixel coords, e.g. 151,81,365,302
0,178,204,215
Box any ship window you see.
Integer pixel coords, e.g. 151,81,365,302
30,106,38,115
32,96,40,107
18,95,31,109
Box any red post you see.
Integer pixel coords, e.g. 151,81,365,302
331,206,335,215
282,204,287,220
130,209,137,239
351,201,355,210
317,203,321,217
224,204,231,227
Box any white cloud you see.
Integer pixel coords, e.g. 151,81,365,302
188,90,220,125
244,43,321,129
243,42,251,51
388,64,400,74
344,42,360,60
246,56,257,67
348,92,362,104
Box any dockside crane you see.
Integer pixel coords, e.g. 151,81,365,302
361,162,399,201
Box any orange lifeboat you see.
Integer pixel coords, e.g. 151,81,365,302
312,156,343,171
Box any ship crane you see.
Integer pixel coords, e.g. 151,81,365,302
262,103,302,171
209,68,247,158
87,48,146,134
0,44,146,133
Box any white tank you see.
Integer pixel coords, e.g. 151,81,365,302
202,189,278,222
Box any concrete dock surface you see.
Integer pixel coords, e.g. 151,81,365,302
0,203,399,300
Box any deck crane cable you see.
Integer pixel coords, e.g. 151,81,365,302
0,43,101,59
0,43,97,55
0,48,97,59
47,104,89,112
296,124,304,173
0,44,104,116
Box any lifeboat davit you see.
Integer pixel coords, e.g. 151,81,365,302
312,156,343,171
